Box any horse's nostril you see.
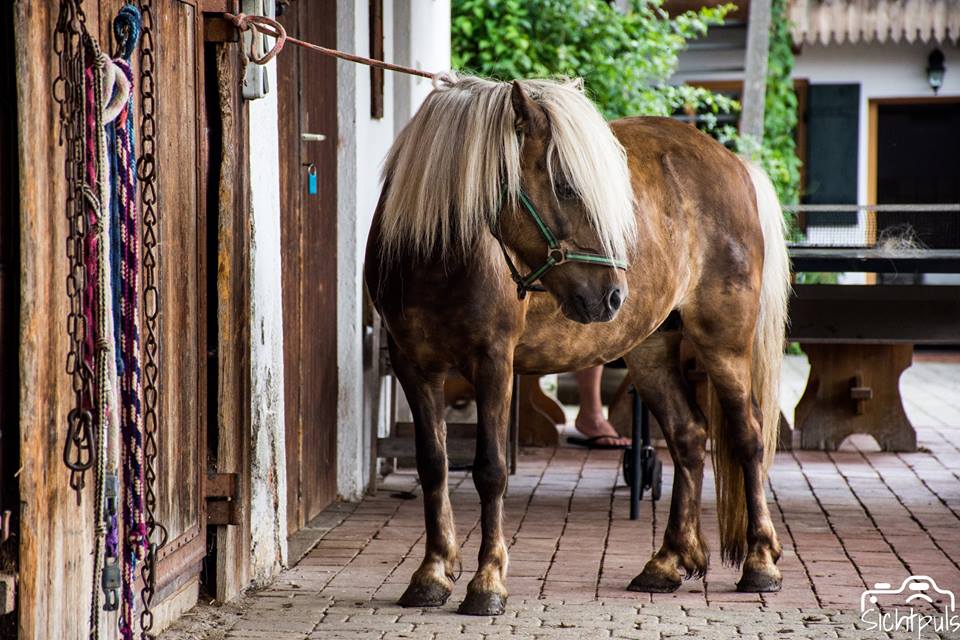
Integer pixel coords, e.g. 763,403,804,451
607,288,623,312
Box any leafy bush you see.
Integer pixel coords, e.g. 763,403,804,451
451,0,801,207
452,0,737,124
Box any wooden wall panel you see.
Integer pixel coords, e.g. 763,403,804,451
154,0,202,546
211,41,252,601
14,1,208,635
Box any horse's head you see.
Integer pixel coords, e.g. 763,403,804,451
500,81,630,324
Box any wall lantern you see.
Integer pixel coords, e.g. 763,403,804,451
927,48,946,95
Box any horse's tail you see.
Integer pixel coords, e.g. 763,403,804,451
714,160,791,565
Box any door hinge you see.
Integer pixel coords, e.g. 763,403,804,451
206,472,242,526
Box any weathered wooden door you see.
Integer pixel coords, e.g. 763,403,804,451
14,1,209,635
277,0,339,533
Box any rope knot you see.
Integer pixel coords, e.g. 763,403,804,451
225,12,287,65
112,4,142,60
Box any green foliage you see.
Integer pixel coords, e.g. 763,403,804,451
451,0,801,208
452,0,737,124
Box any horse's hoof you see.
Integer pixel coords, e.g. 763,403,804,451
627,570,682,593
398,581,452,607
736,568,782,593
458,591,507,616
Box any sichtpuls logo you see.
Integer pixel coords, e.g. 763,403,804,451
860,575,960,639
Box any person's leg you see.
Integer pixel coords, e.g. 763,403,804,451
573,365,630,446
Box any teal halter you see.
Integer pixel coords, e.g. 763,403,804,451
494,189,629,300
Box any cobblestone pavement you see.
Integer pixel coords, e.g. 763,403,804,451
163,356,960,639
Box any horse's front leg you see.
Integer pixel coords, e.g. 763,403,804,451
391,344,459,607
458,353,513,615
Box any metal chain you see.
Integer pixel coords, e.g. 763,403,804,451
54,0,94,503
137,0,167,636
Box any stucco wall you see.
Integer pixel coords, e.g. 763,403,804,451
793,42,960,205
676,37,960,206
247,55,289,581
336,0,451,500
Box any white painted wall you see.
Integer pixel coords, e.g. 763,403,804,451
793,42,960,205
676,38,960,207
393,1,452,129
336,0,451,499
246,55,288,582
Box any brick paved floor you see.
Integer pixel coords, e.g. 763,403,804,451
163,355,960,639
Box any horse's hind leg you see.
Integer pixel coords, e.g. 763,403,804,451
685,317,782,592
390,343,459,607
458,353,513,615
623,332,710,592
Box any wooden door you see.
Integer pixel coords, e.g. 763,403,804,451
277,0,339,534
13,1,208,635
876,102,960,249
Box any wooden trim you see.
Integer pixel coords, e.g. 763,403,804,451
210,41,252,602
866,96,960,106
369,0,384,119
866,99,878,247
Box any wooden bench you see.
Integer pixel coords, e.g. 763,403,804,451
787,248,960,451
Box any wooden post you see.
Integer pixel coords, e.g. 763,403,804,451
740,0,772,141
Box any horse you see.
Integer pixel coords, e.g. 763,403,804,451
365,74,790,616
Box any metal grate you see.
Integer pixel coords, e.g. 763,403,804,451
784,204,960,249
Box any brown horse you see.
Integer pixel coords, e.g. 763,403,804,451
365,74,790,616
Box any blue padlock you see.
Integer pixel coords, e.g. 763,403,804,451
306,163,318,195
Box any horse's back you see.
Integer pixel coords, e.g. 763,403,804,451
611,116,756,216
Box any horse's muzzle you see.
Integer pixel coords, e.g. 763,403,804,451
563,285,625,324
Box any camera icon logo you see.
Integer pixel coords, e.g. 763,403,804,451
860,575,955,613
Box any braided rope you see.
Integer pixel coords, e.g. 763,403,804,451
114,53,146,639
84,48,107,639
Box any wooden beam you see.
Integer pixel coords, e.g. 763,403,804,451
212,41,252,603
789,284,960,344
789,247,960,274
740,0,771,140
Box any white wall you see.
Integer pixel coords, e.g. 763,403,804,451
247,55,288,582
793,42,960,205
336,0,450,500
676,38,960,206
394,1,452,129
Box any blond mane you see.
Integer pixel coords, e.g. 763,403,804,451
380,74,637,263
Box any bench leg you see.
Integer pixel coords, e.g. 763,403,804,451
796,343,916,452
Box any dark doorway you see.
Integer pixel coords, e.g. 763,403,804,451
277,0,339,534
877,102,960,249
0,2,19,633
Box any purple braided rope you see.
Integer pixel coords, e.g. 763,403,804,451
83,66,98,404
114,59,146,640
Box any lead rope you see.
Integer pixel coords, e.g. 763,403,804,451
222,11,439,80
84,43,110,639
111,7,147,637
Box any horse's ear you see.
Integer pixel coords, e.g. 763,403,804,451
511,81,547,136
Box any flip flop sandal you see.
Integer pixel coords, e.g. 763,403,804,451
566,435,630,450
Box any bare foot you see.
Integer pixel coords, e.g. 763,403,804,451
574,411,630,447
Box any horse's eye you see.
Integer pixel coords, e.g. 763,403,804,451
555,181,577,201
